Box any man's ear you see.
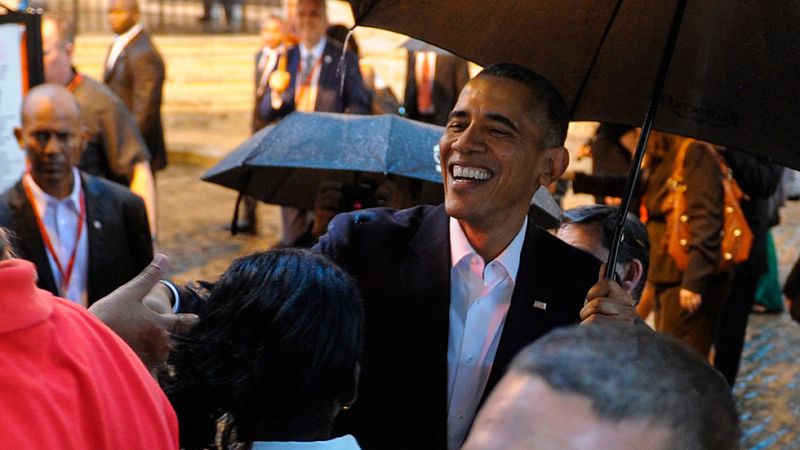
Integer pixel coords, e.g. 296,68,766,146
65,42,75,58
537,146,569,186
13,128,24,149
618,259,644,297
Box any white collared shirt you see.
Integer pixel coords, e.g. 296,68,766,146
446,216,527,450
106,22,144,71
23,168,88,306
251,435,361,450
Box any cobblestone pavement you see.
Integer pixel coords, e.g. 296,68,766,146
157,163,800,449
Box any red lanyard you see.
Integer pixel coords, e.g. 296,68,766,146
299,55,323,88
66,73,83,93
23,179,86,296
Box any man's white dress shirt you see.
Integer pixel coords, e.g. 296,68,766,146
23,168,88,306
446,216,527,450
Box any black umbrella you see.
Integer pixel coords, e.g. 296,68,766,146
345,0,800,276
203,112,444,211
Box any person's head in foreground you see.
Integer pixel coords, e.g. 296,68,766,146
440,62,569,261
462,323,740,450
558,205,649,301
166,249,364,448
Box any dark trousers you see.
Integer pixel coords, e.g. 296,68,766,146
713,266,758,386
653,272,732,357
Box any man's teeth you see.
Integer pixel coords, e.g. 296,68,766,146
453,165,492,181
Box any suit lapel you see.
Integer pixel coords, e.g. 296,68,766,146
104,30,143,82
8,181,57,294
401,205,451,447
481,224,585,404
315,42,337,111
81,174,105,301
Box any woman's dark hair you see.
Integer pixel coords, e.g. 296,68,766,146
165,249,364,447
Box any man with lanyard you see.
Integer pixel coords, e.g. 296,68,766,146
0,84,153,306
260,0,370,247
41,14,157,237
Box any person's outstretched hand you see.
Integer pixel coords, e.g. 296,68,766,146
89,254,199,371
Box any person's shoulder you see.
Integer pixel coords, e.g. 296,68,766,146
75,74,127,108
317,204,443,256
331,204,440,234
82,173,142,204
529,222,602,268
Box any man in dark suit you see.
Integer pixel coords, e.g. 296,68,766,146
0,84,153,307
259,0,370,245
403,50,470,126
104,0,167,172
315,63,637,450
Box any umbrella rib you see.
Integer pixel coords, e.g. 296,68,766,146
568,0,626,117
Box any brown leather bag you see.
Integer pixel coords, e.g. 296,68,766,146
662,139,753,272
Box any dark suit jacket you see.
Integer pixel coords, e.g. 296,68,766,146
403,51,470,126
315,204,600,450
257,39,370,124
104,29,167,171
0,173,153,305
74,73,150,186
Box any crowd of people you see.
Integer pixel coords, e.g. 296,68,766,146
5,0,800,448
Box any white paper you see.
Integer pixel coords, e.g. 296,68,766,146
0,23,27,193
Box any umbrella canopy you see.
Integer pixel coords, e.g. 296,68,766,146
400,38,453,55
202,112,444,210
346,0,800,170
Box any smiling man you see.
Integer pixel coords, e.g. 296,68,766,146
315,63,636,450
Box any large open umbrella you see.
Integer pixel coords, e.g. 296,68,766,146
345,0,800,275
203,112,444,211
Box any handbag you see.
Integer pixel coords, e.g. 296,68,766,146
662,139,753,272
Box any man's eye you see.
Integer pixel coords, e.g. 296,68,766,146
447,122,466,131
490,128,511,136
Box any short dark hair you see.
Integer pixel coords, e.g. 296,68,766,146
166,249,364,446
478,63,569,148
560,205,649,300
511,324,740,450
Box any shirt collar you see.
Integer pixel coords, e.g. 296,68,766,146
300,37,326,61
250,434,361,450
115,21,144,43
23,168,82,212
449,216,527,283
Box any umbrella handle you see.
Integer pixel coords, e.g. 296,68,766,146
604,0,688,280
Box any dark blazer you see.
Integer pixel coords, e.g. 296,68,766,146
315,204,600,450
104,29,167,171
403,51,470,126
257,39,370,124
74,73,150,186
0,172,153,305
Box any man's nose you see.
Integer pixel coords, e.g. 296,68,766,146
452,125,486,154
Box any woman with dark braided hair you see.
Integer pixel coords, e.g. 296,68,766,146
164,248,364,450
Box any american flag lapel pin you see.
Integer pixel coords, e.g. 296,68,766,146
533,301,547,311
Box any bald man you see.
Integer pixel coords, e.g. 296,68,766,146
104,0,167,172
0,84,153,306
